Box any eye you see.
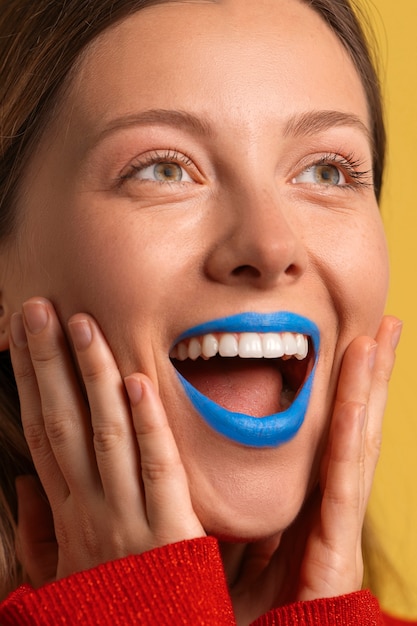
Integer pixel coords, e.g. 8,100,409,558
121,149,197,185
117,149,201,196
293,163,346,186
134,161,194,183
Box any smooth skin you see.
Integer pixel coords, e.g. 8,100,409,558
0,0,402,622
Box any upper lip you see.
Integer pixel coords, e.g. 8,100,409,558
172,311,320,353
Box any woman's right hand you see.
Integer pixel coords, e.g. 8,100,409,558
10,297,205,583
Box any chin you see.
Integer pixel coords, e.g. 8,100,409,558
190,475,308,543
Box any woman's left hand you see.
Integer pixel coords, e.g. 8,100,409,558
297,314,402,601
228,315,401,622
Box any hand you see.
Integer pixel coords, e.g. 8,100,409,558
227,315,402,623
10,298,205,584
297,315,402,601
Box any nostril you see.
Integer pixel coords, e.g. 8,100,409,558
231,265,261,279
285,263,299,277
231,262,300,282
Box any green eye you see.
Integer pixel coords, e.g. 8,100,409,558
294,163,345,186
153,162,184,182
312,164,341,184
134,161,193,183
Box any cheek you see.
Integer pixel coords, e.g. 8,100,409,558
347,221,389,333
24,206,199,371
314,212,389,337
300,212,389,449
27,210,158,310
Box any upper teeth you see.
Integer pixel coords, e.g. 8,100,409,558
170,332,309,361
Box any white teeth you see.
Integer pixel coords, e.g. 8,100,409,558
219,333,239,357
282,332,297,356
177,342,188,361
295,333,308,360
262,333,284,358
171,332,309,361
239,333,263,358
188,337,202,360
202,333,218,358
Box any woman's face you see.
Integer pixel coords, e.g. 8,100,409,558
2,0,388,539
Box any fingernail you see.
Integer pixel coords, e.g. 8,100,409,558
391,321,403,350
368,342,377,370
10,313,27,348
68,319,92,351
22,300,48,334
124,375,143,406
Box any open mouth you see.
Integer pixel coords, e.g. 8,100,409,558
170,312,320,448
171,332,311,416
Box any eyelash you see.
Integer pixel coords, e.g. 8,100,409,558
297,152,373,190
117,148,372,192
119,149,194,183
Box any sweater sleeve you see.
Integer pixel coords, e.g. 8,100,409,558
1,536,411,626
382,616,417,626
252,589,385,625
0,537,236,625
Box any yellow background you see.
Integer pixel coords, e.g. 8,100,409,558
365,0,417,618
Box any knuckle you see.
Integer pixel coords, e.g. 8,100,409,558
141,462,168,484
93,424,125,453
22,421,47,452
29,341,64,368
141,458,179,485
42,409,73,446
326,489,359,512
12,357,35,383
80,361,114,386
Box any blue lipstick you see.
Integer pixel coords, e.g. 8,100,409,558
172,312,320,448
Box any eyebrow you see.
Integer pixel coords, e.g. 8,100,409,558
94,108,372,149
283,110,372,145
95,109,213,142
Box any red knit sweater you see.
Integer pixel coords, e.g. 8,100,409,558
0,537,414,625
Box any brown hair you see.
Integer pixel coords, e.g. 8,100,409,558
0,0,386,598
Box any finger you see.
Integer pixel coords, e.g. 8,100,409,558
67,314,143,508
298,401,367,600
320,336,376,484
321,401,366,547
124,374,204,541
333,336,377,409
363,315,402,495
9,311,67,498
15,475,58,588
319,318,401,559
20,299,97,500
320,337,377,546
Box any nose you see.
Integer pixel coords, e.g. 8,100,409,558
204,186,307,290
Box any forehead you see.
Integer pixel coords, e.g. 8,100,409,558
59,0,369,145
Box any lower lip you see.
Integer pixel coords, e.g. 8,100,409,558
174,312,320,448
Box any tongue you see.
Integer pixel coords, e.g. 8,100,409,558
175,357,286,417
